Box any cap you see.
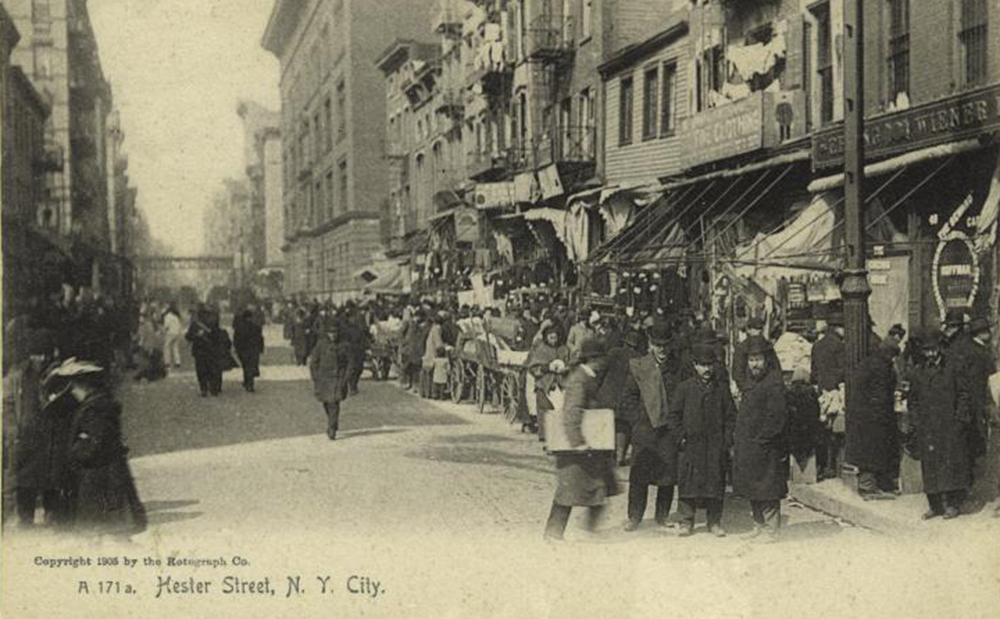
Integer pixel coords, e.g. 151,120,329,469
747,317,765,330
691,343,717,365
623,328,649,349
944,309,966,327
578,338,608,362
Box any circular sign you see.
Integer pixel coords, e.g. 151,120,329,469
932,232,980,320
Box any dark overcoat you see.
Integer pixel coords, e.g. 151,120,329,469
10,363,74,491
955,339,996,459
233,316,264,378
668,375,736,500
910,360,972,494
596,345,644,420
733,368,789,501
618,354,681,486
403,321,431,367
68,392,146,534
811,332,846,392
553,365,620,507
309,337,348,403
846,348,898,473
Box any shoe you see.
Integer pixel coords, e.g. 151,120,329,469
709,524,727,538
942,506,959,520
327,429,337,440
921,509,943,521
543,533,564,543
677,524,694,537
655,519,674,529
861,490,895,501
622,520,641,532
743,525,764,539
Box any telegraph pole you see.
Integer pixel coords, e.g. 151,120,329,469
841,0,870,424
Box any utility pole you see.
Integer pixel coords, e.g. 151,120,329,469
841,0,870,443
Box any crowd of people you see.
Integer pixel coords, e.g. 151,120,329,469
284,292,999,541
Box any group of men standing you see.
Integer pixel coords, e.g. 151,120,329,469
545,318,791,542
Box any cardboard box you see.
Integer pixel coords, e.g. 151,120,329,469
544,408,615,453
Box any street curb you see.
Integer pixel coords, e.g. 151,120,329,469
788,483,920,536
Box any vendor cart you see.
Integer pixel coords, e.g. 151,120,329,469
447,320,529,423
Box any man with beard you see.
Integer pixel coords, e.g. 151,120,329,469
668,344,736,537
909,328,971,520
619,322,681,531
733,336,788,542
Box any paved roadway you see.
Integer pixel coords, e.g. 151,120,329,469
4,324,998,619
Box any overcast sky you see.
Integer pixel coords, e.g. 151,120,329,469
90,0,281,255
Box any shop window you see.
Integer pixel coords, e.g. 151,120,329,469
619,76,634,145
959,0,988,86
642,66,659,140
660,62,677,136
887,0,910,103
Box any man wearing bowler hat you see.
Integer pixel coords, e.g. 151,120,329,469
667,343,736,537
618,321,682,531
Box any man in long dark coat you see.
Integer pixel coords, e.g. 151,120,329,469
618,322,681,531
733,336,788,542
847,340,900,499
955,318,995,468
310,320,348,440
811,315,846,479
909,328,971,520
233,308,264,393
667,343,736,537
543,338,620,541
597,326,648,466
731,317,781,392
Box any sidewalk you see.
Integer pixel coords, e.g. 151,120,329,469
790,479,1000,537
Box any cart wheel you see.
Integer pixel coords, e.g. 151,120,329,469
502,373,520,423
449,359,464,403
476,364,486,413
490,370,502,411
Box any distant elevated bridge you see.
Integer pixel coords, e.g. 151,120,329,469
134,255,235,297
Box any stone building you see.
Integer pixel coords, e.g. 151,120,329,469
262,0,438,301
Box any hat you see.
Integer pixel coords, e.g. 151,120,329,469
45,357,104,379
647,321,672,346
747,317,765,330
623,328,649,349
691,343,716,365
744,335,773,356
826,313,845,327
920,327,944,348
578,338,607,362
944,309,966,327
969,317,992,335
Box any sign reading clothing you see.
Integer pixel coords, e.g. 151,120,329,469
813,84,1000,169
681,92,764,168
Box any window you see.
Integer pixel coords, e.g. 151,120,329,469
581,0,593,40
887,0,910,102
338,158,349,215
642,67,659,140
336,79,347,142
578,87,595,157
324,97,333,152
313,113,321,161
325,171,334,220
660,62,677,136
314,179,323,225
619,76,634,145
814,3,834,125
959,0,988,86
696,45,725,112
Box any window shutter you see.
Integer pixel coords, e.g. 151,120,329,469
781,14,806,90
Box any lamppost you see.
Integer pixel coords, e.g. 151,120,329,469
840,0,870,474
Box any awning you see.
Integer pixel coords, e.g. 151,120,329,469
364,262,409,295
588,162,801,266
808,138,983,193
